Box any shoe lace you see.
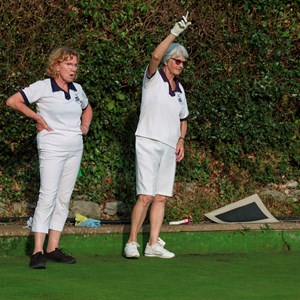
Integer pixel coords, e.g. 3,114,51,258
157,237,166,247
134,242,140,247
128,242,140,248
36,252,45,259
57,248,73,257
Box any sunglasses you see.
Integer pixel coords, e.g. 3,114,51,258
171,58,187,66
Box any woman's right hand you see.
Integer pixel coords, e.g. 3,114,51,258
171,11,191,37
36,117,52,133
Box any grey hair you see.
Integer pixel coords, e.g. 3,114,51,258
162,43,189,64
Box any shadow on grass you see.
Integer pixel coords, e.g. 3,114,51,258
25,234,49,256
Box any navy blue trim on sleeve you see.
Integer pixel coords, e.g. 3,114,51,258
19,90,30,105
145,65,157,80
180,115,189,121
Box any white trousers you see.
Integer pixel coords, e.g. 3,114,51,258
32,149,83,233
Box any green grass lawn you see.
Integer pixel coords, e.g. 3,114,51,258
1,252,300,300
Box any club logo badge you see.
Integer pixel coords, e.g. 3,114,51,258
75,94,81,104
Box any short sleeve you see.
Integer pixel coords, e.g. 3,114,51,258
21,80,49,104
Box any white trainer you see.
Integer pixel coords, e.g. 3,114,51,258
124,242,140,258
144,237,175,259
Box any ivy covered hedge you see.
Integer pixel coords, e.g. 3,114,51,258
0,0,299,220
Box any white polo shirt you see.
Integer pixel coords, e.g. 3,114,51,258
135,68,189,149
21,78,89,151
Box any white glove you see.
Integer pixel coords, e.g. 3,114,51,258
171,12,191,37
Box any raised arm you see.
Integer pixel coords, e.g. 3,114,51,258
147,12,191,78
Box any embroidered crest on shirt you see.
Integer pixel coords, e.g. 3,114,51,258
177,93,183,105
75,94,81,104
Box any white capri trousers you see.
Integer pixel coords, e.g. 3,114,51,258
136,136,177,197
32,149,83,233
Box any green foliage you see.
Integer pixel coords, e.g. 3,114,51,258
0,0,299,220
187,0,299,156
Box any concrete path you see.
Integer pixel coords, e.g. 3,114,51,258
1,221,300,236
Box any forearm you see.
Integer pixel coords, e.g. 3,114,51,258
6,92,42,123
179,120,187,139
81,104,93,127
152,34,176,63
147,12,191,77
176,120,187,162
153,11,191,61
147,34,176,77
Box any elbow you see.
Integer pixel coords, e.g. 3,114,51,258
6,92,25,110
151,53,161,63
6,97,19,109
6,97,13,108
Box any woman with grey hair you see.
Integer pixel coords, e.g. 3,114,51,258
124,13,191,259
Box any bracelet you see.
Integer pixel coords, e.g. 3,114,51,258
179,136,185,141
81,124,89,129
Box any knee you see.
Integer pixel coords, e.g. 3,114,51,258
138,195,153,208
154,195,167,205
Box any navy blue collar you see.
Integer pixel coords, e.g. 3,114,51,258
159,68,182,96
50,78,77,100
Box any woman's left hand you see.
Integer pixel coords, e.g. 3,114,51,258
176,139,185,162
80,124,89,135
